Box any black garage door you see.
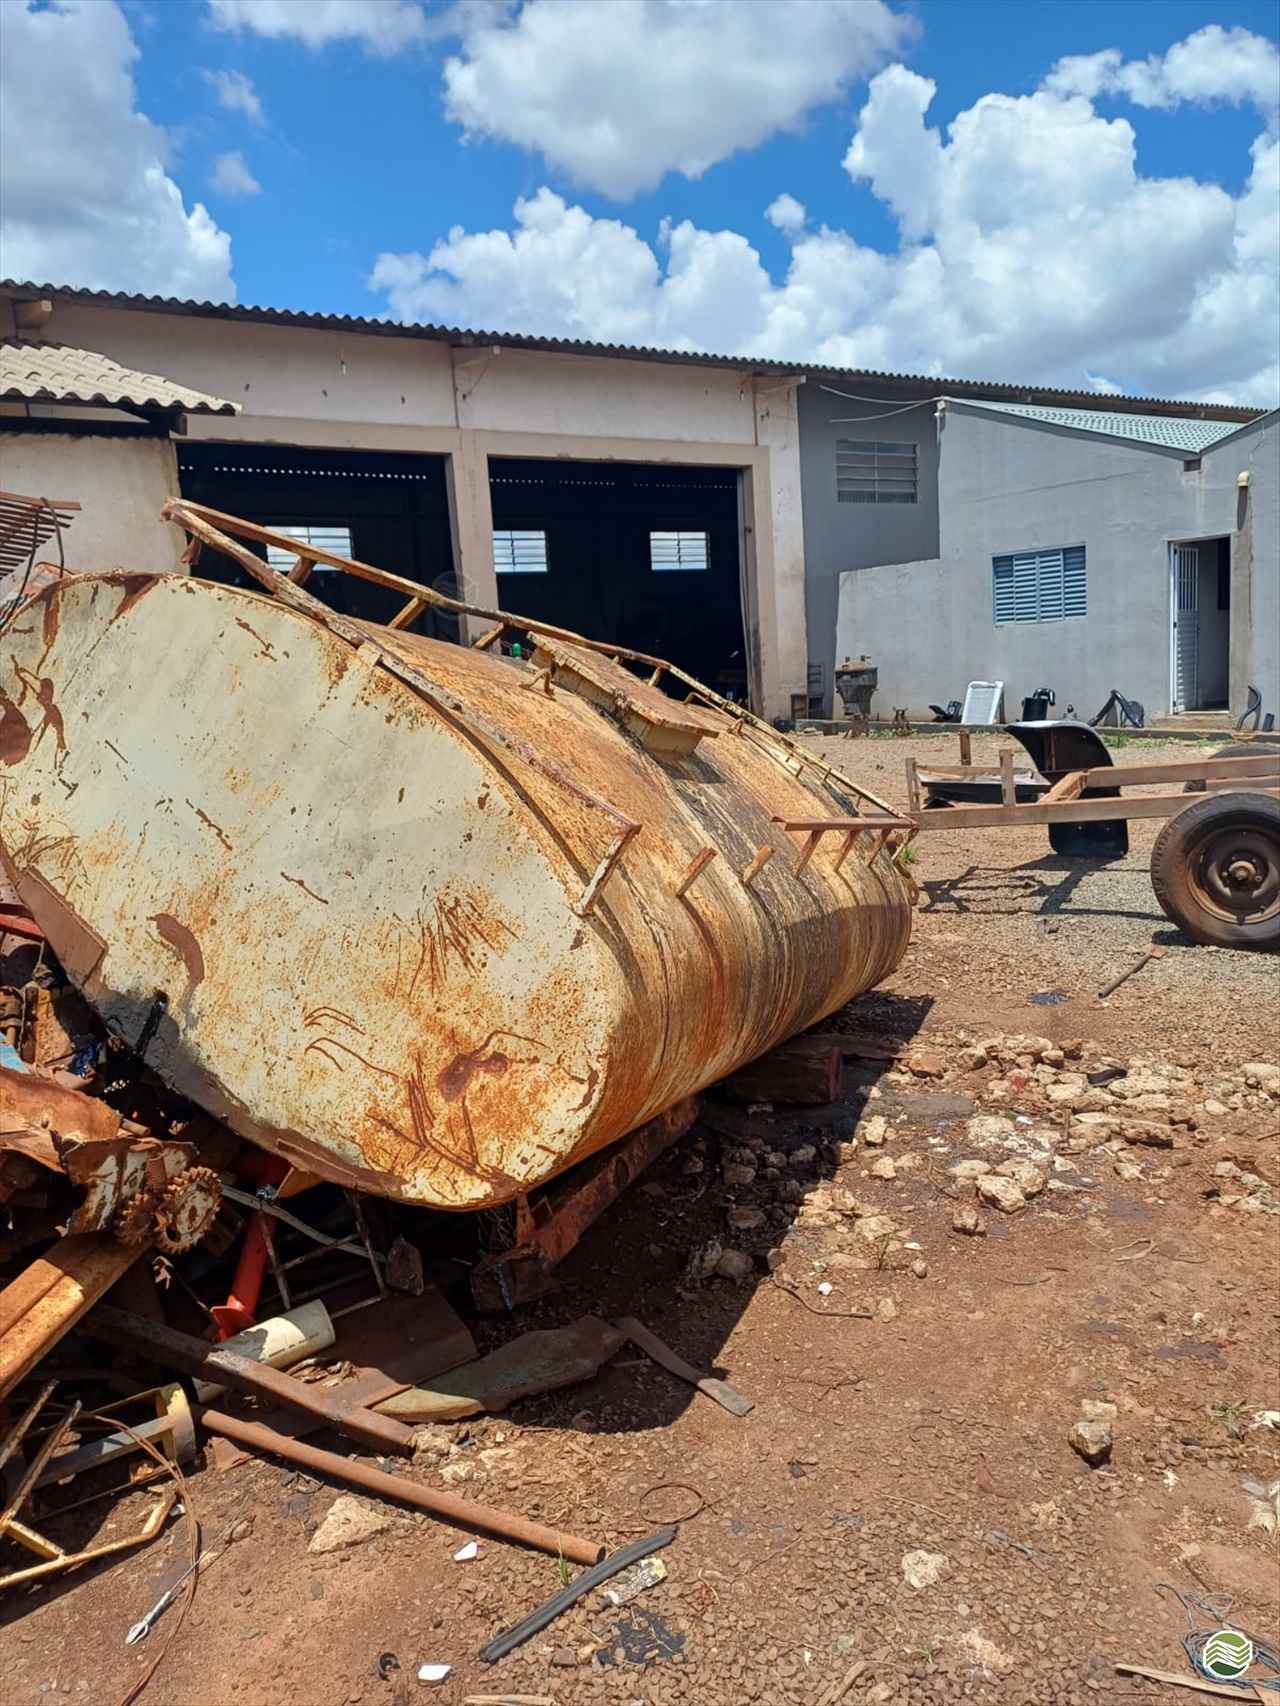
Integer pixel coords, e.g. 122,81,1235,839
488,458,748,700
176,444,457,640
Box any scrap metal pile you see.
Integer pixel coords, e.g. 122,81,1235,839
0,495,918,1685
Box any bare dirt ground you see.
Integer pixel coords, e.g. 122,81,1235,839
4,731,1278,1706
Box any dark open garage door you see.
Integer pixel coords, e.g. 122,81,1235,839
488,458,749,701
176,444,457,640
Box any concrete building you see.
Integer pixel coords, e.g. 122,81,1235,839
832,399,1279,726
1,279,1269,724
1,281,817,717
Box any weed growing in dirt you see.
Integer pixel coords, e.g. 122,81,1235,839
1208,1399,1250,1439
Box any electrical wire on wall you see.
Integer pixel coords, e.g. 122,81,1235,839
820,384,945,425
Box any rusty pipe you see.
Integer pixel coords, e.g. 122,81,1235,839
197,1409,604,1565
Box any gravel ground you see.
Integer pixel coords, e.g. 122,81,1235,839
4,731,1278,1706
797,729,1279,1054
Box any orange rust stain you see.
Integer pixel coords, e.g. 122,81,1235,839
437,1045,510,1103
409,891,517,998
40,593,59,656
235,618,277,660
110,576,156,624
0,691,32,766
149,912,205,1000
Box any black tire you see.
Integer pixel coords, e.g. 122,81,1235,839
1183,739,1280,791
1150,791,1280,950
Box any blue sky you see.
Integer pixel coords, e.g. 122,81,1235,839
132,0,1277,316
3,1,1278,401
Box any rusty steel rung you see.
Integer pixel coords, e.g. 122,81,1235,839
160,499,906,825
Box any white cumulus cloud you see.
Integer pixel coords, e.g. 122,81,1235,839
441,0,914,199
1046,24,1280,131
207,0,431,55
203,68,265,125
209,151,262,198
766,194,808,235
371,30,1280,404
0,0,233,300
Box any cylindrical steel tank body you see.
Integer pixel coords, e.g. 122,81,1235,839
0,572,912,1209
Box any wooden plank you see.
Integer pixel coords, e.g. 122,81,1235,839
958,730,972,765
1085,753,1280,788
999,748,1016,807
83,1305,415,1455
771,815,913,831
912,787,1280,832
0,1237,143,1402
1041,770,1086,803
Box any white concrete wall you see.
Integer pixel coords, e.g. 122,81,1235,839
20,301,807,716
836,408,1278,724
0,432,185,574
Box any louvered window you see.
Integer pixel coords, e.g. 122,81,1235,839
992,546,1086,624
650,530,709,571
493,529,549,574
265,524,352,572
836,439,917,504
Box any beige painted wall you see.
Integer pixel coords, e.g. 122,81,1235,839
11,300,808,715
0,432,185,574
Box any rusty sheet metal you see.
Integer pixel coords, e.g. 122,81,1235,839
0,565,913,1212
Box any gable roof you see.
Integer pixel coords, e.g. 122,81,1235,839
0,279,1262,427
949,396,1248,452
0,339,239,416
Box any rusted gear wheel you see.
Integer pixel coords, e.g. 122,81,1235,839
154,1166,223,1254
112,1187,159,1246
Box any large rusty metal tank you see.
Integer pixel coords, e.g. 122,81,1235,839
0,506,914,1210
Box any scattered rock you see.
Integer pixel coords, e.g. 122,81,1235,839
687,1239,722,1280
1243,1061,1280,1093
439,1461,474,1487
1080,1397,1118,1420
1068,1417,1113,1465
1203,1098,1230,1117
1122,1121,1176,1148
308,1495,394,1554
960,1629,1014,1678
726,1205,765,1231
952,1205,986,1236
907,1051,945,1078
957,1045,988,1071
715,1247,754,1283
723,1162,757,1188
411,1425,454,1464
854,1214,900,1243
901,1549,949,1589
859,1116,889,1147
911,1257,928,1279
789,1144,817,1166
764,1150,788,1168
868,1156,897,1181
977,1175,1026,1213
994,1158,1045,1197
949,1158,992,1180
875,1296,898,1323
967,1114,1015,1146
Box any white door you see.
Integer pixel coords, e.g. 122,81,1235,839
1170,544,1200,712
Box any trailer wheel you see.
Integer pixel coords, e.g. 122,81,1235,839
1183,739,1280,791
1150,792,1280,950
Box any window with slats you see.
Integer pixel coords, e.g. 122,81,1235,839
992,546,1087,625
836,439,917,504
264,523,352,573
649,530,709,571
492,529,549,574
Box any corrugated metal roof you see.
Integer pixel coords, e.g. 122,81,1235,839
0,340,239,416
950,397,1246,451
0,279,1262,425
